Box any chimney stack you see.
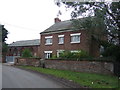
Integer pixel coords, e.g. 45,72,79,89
54,18,61,23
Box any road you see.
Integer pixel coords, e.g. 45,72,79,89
2,65,67,88
0,63,2,89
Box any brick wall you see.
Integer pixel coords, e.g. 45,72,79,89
15,57,41,67
15,57,114,75
45,60,114,75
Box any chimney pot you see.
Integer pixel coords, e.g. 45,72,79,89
54,18,61,23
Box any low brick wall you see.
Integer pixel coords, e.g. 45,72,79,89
15,58,114,75
15,57,41,67
45,60,114,75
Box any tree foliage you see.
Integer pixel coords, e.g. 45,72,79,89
55,1,120,45
55,1,120,61
102,44,120,62
1,25,8,42
59,50,91,60
0,25,8,55
22,48,32,58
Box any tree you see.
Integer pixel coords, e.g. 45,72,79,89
55,1,120,61
55,1,120,45
0,25,8,62
2,25,8,42
22,48,32,58
1,25,8,53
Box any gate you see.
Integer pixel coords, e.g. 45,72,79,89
6,56,19,63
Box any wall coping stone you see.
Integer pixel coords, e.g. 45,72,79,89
45,58,114,62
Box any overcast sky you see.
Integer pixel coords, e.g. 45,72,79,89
0,0,72,44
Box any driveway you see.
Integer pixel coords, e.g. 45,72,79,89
2,65,68,88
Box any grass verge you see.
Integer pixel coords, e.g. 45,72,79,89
18,65,119,88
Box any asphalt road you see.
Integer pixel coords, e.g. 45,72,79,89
0,64,2,89
2,65,67,88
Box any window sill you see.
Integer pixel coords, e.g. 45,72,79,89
58,43,64,45
71,41,80,44
45,43,52,45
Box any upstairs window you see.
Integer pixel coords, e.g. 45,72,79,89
45,36,53,45
58,35,64,44
70,33,81,43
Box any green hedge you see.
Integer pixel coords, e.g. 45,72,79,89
59,50,92,59
102,45,120,62
49,50,114,62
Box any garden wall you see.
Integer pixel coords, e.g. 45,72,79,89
15,58,114,75
45,60,114,75
15,57,41,67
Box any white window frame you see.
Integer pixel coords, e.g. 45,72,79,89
45,36,53,45
71,50,80,53
45,36,53,39
58,35,64,37
44,51,53,59
70,33,81,44
58,35,64,44
44,51,53,53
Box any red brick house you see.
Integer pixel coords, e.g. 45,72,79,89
6,39,40,63
39,18,100,59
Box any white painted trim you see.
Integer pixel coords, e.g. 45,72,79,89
70,33,81,36
45,36,53,39
71,50,80,53
45,43,52,45
71,41,80,44
44,51,53,53
58,35,64,37
58,42,64,44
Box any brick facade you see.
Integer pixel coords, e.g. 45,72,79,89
7,39,40,58
39,30,100,59
7,45,39,57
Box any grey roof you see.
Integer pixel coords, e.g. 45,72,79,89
8,39,40,47
40,20,75,34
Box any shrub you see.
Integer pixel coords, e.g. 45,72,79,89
51,55,57,59
22,48,32,58
59,50,91,60
102,45,120,62
59,51,74,59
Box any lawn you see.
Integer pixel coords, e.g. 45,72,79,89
19,66,119,88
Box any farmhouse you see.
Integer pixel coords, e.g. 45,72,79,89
39,18,100,59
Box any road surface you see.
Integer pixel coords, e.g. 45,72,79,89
0,63,2,89
2,65,67,88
